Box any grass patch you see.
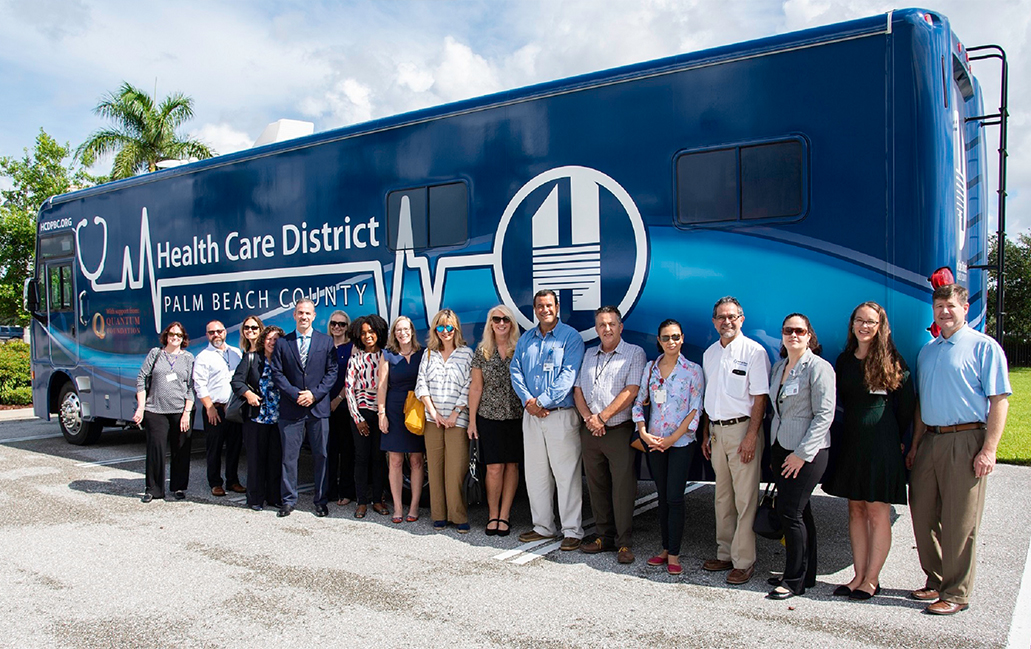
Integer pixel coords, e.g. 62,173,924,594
998,367,1031,466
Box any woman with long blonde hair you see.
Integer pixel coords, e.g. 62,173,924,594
468,305,523,536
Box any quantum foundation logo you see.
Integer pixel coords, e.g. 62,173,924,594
493,166,648,340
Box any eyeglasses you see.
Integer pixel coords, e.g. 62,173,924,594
782,327,809,337
436,324,455,334
715,314,742,322
329,321,348,327
167,332,184,339
659,334,682,342
242,325,260,331
852,318,879,328
206,328,225,335
491,315,510,324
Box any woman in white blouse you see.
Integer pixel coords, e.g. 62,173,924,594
415,309,474,532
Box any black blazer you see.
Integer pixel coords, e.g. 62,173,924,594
231,351,265,421
269,329,338,421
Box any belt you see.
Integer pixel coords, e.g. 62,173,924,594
711,416,750,427
926,422,985,434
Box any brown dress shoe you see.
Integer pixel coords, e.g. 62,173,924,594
580,537,615,554
910,587,940,601
211,486,226,497
925,600,969,615
617,547,635,564
702,558,733,571
726,564,755,585
560,537,582,551
228,483,246,493
518,530,556,543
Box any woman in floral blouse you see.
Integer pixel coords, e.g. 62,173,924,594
467,305,523,537
415,309,474,532
632,318,705,576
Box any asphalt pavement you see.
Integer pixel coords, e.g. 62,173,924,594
1,411,1029,648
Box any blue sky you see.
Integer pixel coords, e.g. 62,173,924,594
1,0,1028,232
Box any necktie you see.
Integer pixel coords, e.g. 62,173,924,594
300,335,310,368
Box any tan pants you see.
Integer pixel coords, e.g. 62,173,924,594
424,422,469,524
909,427,988,605
710,419,762,569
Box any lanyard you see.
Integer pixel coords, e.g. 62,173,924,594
163,350,180,372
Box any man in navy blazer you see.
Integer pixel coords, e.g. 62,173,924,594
270,298,338,517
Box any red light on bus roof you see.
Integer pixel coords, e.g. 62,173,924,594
922,13,933,24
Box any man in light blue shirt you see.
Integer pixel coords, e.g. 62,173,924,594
510,289,586,549
907,283,1011,615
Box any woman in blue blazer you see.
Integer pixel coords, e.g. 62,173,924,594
767,313,835,600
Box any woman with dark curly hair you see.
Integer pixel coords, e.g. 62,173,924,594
823,302,915,600
346,314,390,518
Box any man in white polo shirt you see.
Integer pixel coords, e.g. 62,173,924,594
700,296,770,585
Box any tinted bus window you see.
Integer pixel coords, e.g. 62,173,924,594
676,148,737,224
40,233,74,258
741,140,804,220
388,181,469,249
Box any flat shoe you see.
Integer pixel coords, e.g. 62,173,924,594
496,519,510,537
406,514,420,523
647,555,669,567
457,523,471,534
910,587,939,601
832,585,853,597
849,585,881,600
392,516,404,524
925,600,969,615
250,504,263,512
433,520,447,530
372,503,390,516
767,587,798,600
666,562,683,576
485,518,500,536
355,505,367,519
141,494,154,503
173,491,185,500
768,577,784,587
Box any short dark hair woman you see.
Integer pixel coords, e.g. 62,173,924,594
134,321,194,502
346,314,390,518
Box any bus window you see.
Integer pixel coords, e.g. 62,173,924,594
387,181,469,249
741,140,804,220
676,147,737,224
48,263,73,312
40,233,74,258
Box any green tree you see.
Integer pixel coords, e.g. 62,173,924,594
986,232,1031,343
0,129,101,326
76,82,215,179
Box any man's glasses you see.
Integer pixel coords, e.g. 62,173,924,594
715,314,742,322
491,315,511,324
659,334,682,342
782,327,809,337
436,324,455,334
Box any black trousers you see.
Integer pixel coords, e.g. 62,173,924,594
327,405,356,501
143,411,192,497
772,443,828,594
205,405,242,488
242,418,283,507
352,408,385,505
647,442,695,556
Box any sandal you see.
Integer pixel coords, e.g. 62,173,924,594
496,519,511,537
406,514,420,523
372,502,390,516
337,498,351,506
392,516,404,524
355,505,367,519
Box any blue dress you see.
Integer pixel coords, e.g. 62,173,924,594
380,349,426,453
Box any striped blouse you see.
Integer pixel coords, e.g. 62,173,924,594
346,349,382,425
415,346,473,428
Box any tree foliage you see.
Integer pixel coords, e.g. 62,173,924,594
76,82,215,179
0,130,101,326
986,232,1031,343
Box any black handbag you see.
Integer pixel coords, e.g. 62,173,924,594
225,392,245,423
464,438,484,506
753,482,782,540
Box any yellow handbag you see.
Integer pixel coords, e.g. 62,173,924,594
404,391,426,436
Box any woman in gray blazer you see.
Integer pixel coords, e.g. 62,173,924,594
767,313,835,600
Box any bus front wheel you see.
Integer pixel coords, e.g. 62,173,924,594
57,383,103,445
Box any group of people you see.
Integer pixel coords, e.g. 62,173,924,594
135,284,1009,615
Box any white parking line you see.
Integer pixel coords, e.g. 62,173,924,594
1006,530,1031,649
497,482,706,565
0,432,65,443
76,455,147,467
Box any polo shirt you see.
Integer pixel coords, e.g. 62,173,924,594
702,334,770,421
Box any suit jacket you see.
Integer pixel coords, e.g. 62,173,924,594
231,351,265,421
270,329,338,421
769,348,835,462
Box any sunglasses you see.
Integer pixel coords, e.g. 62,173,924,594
435,324,455,334
207,328,225,335
491,315,511,324
782,327,809,337
167,332,184,339
329,321,348,327
242,325,260,331
659,334,682,342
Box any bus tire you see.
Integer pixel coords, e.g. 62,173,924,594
57,382,103,445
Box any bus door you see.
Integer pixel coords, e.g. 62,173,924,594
44,259,79,367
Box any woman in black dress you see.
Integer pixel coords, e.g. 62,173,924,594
377,316,426,523
823,302,915,600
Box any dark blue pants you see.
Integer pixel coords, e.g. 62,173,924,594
243,419,283,508
279,416,329,508
647,443,695,556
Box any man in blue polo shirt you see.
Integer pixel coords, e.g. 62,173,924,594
510,289,586,550
907,283,1011,615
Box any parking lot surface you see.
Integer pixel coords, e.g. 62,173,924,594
1,411,1029,648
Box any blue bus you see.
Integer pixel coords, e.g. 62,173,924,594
27,9,990,444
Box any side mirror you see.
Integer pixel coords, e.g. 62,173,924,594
24,278,39,312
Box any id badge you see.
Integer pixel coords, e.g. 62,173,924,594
653,388,667,405
870,388,887,395
543,362,555,372
165,373,178,383
782,381,799,397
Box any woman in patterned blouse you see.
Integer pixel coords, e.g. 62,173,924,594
347,314,390,518
632,319,705,576
467,305,523,537
415,309,474,532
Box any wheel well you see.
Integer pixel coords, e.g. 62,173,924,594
48,373,73,414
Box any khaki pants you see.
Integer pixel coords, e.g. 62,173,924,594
909,427,988,605
581,421,636,547
710,419,762,569
424,422,469,524
523,408,583,539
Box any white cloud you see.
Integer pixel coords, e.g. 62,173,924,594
189,123,254,157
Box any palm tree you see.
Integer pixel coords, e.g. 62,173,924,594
76,82,215,179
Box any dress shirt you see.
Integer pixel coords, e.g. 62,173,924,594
917,324,1011,426
415,346,474,428
510,321,585,410
702,334,770,420
577,339,646,426
632,354,705,447
769,349,835,462
193,343,242,404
